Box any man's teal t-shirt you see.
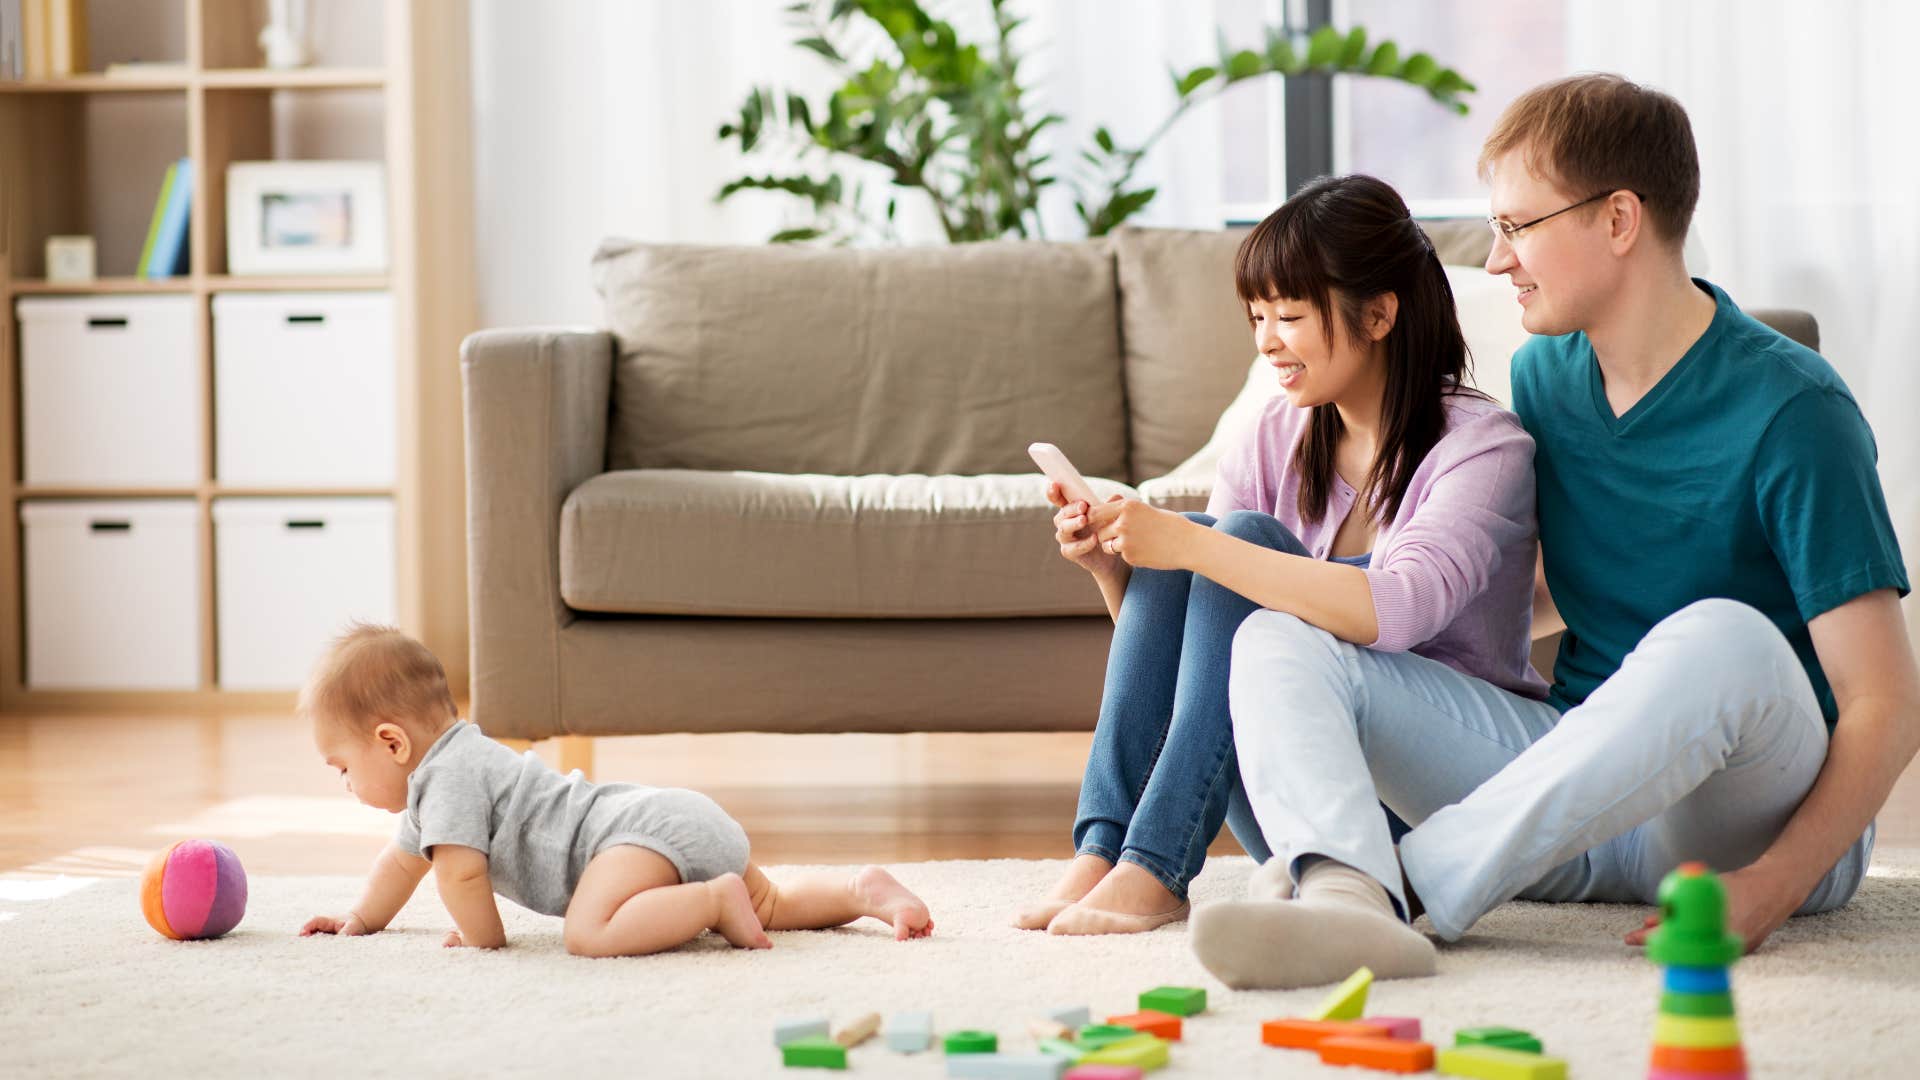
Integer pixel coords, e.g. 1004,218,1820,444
1511,279,1908,725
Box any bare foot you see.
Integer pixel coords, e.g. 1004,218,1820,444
852,866,934,941
1011,853,1113,930
1069,860,1181,917
706,873,772,949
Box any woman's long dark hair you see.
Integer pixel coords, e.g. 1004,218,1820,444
1233,174,1484,527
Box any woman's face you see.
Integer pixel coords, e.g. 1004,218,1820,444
1248,292,1384,409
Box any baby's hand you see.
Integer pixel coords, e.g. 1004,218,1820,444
300,913,367,937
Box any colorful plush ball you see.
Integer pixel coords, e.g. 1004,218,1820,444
141,839,248,941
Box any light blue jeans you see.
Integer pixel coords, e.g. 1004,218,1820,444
1228,597,1874,939
1073,510,1408,901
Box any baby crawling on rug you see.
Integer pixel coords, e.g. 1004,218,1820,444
297,623,933,955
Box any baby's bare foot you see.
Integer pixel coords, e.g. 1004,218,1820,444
707,873,772,949
852,865,933,941
1011,853,1112,930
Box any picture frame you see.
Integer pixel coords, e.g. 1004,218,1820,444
225,161,388,275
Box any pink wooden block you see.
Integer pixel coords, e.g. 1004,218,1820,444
1364,1016,1422,1041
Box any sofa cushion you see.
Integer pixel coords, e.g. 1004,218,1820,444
559,469,1136,618
591,238,1128,481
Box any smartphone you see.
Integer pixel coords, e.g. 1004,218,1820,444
1028,442,1100,507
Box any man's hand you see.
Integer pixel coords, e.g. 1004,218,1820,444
300,912,370,937
1090,499,1202,571
1623,863,1801,954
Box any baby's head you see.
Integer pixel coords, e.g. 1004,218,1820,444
299,623,459,813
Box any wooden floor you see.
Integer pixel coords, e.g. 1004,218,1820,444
4,711,1919,879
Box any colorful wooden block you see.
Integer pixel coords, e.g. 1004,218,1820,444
946,1030,1000,1055
1063,1066,1146,1080
888,1011,934,1053
947,1053,1071,1079
1076,1025,1143,1052
775,1017,831,1046
1311,967,1374,1021
1662,965,1731,994
834,1011,881,1048
1078,1034,1169,1071
1049,1006,1092,1030
781,1035,849,1070
1436,1044,1567,1080
1137,986,1207,1017
1104,1010,1181,1041
1659,989,1736,1017
1648,1043,1746,1073
1036,1038,1085,1062
1365,1016,1423,1040
1319,1035,1437,1073
1260,1019,1394,1049
1643,1070,1747,1080
1454,1026,1542,1054
1652,1013,1742,1048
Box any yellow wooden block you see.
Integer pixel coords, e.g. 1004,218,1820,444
1080,1033,1169,1070
1652,1013,1742,1049
1311,967,1374,1021
833,1012,881,1048
1437,1044,1567,1080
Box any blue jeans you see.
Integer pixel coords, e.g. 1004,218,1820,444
1072,510,1409,900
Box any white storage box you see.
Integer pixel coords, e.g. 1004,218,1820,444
18,296,201,487
213,497,396,689
21,500,202,689
212,292,395,487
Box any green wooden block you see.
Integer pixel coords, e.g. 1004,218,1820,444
1660,989,1736,1017
1436,1044,1566,1080
780,1035,848,1070
1310,967,1374,1021
1075,1024,1142,1051
945,1029,999,1054
1137,986,1207,1017
1454,1026,1543,1054
1079,1033,1169,1071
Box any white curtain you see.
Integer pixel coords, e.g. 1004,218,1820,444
1566,0,1920,628
468,1,1229,327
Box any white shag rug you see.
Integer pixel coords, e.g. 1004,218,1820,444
3,853,1918,1078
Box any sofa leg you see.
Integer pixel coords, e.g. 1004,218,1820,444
558,735,595,780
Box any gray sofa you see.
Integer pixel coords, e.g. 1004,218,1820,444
461,224,1816,742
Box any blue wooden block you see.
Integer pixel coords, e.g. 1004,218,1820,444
775,1016,831,1046
887,1011,934,1053
946,1053,1071,1079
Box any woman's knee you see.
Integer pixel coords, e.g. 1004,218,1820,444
1214,509,1299,547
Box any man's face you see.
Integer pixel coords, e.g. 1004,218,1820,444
1483,149,1620,337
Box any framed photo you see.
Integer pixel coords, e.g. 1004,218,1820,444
226,161,388,275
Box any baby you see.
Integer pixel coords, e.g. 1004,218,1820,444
297,624,934,954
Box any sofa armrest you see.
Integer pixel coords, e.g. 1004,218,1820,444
461,328,613,738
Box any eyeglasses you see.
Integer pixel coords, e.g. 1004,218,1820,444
1488,190,1644,243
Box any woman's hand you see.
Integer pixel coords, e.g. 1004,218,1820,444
1048,481,1127,577
1091,499,1201,572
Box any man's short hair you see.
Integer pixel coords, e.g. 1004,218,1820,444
1480,73,1699,246
298,622,456,733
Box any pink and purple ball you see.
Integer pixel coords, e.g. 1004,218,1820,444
141,839,247,940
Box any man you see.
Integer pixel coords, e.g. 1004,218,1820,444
1192,73,1917,989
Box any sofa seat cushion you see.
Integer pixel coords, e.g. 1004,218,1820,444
559,469,1137,618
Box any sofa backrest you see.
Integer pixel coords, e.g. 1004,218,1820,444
591,238,1128,480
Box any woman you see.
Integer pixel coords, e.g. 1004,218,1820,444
1015,174,1545,937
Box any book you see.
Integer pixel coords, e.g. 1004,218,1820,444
1,0,22,80
146,157,192,278
135,159,179,277
22,0,44,80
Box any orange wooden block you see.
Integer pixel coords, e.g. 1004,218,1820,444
1650,1044,1747,1073
1319,1036,1436,1073
1106,1010,1182,1041
1261,1019,1394,1049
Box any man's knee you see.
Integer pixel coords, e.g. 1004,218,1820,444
1651,598,1795,672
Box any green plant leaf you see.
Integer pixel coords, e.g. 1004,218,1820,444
1265,27,1300,74
1365,41,1399,76
1338,27,1368,68
1094,125,1114,153
1174,64,1218,97
1225,49,1264,80
1306,25,1341,66
1401,51,1439,86
795,36,841,63
769,227,827,244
